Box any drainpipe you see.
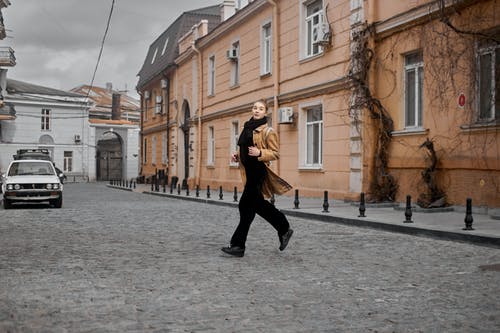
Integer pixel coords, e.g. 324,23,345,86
268,0,280,172
192,41,203,186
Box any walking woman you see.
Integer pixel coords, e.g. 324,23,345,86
221,99,293,257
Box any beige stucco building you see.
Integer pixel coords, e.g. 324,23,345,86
137,0,500,210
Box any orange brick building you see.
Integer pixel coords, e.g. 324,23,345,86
137,0,500,210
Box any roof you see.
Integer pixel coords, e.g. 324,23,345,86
71,85,140,112
6,78,85,98
136,5,221,89
88,118,136,126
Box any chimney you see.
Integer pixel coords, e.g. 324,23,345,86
106,82,113,92
111,93,121,120
220,0,235,21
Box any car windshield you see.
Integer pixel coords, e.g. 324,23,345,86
8,162,55,176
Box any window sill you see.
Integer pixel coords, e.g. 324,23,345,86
392,127,428,136
298,166,324,172
229,84,240,90
260,72,271,79
298,51,324,64
206,164,215,169
460,121,500,132
229,162,239,168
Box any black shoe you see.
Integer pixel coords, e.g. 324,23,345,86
221,246,245,257
279,228,294,251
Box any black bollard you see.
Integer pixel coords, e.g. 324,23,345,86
163,182,166,193
126,180,129,188
233,187,238,202
196,185,200,198
170,182,174,194
270,194,275,206
186,185,190,196
151,181,154,191
207,185,211,198
133,181,136,189
404,195,413,223
358,192,366,217
294,189,300,209
219,186,223,200
463,198,474,230
177,184,181,195
322,191,329,213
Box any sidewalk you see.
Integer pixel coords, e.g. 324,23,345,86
109,183,500,248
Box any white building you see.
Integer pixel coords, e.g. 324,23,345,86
0,79,92,180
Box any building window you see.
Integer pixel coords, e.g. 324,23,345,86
152,136,157,165
143,138,148,164
63,151,73,172
162,133,168,164
151,47,158,64
161,37,169,55
236,0,249,10
404,52,424,128
261,22,272,75
304,105,323,167
155,94,162,114
230,121,239,166
208,126,215,166
229,41,240,87
41,108,51,131
303,0,324,58
478,41,500,121
208,55,215,96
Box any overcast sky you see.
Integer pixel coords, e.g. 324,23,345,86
2,0,220,99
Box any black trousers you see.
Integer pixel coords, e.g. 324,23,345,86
230,166,290,248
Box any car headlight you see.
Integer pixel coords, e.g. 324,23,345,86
52,183,59,189
7,184,14,190
46,183,53,190
14,184,20,190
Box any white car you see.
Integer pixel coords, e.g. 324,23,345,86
1,159,63,209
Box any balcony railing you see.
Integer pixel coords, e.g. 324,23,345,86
0,46,15,66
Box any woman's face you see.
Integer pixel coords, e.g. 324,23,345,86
252,101,267,120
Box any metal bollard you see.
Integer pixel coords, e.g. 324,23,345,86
322,191,329,213
207,185,211,199
170,182,174,194
186,185,189,196
233,187,238,202
463,198,474,230
177,184,181,195
219,186,223,200
151,182,154,191
133,181,136,189
126,180,129,188
196,185,200,198
294,189,300,209
404,195,413,223
163,182,166,193
358,192,366,217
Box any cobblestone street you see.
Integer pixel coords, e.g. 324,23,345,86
1,183,499,332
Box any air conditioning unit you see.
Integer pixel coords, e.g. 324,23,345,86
161,79,168,89
144,90,150,100
278,107,294,124
312,22,331,46
74,134,81,143
226,47,238,60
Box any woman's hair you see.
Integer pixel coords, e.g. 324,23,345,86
254,99,268,111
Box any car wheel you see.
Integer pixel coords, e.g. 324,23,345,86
3,198,12,209
52,195,63,208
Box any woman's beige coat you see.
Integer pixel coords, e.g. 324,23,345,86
237,124,292,199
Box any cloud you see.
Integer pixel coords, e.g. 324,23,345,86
2,0,220,97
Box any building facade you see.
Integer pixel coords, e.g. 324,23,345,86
138,0,500,210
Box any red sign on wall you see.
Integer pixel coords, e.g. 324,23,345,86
458,93,466,108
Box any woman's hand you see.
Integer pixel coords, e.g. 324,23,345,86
231,152,239,163
248,146,261,157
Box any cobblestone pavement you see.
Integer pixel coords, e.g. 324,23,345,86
1,183,499,333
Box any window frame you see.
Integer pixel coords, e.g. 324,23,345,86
261,20,272,76
477,43,500,122
300,0,324,60
299,101,323,169
63,151,73,172
152,136,157,166
404,51,424,129
208,54,216,96
229,120,240,167
207,125,215,166
229,41,240,88
41,108,51,131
